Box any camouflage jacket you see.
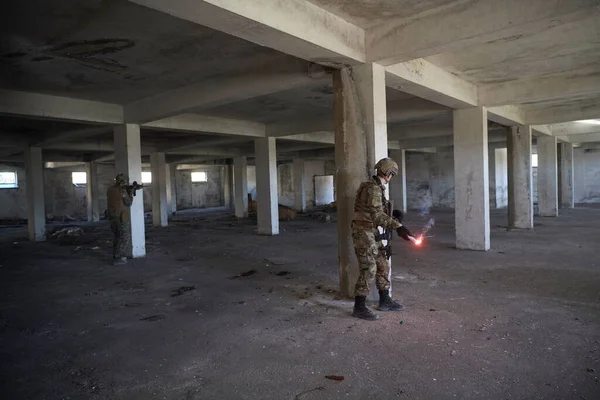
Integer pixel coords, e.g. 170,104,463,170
352,176,401,230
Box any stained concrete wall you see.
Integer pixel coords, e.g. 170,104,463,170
175,166,225,210
247,160,333,209
574,148,600,203
406,147,506,211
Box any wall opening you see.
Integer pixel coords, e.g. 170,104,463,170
142,171,152,184
191,171,207,183
314,175,334,206
532,153,538,167
72,172,87,187
0,171,18,189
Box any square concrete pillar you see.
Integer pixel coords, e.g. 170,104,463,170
168,164,177,213
254,138,278,235
150,152,168,227
388,149,407,213
86,161,100,222
558,142,574,208
507,126,533,229
537,136,558,217
25,147,46,241
233,156,248,218
453,107,490,251
293,159,306,212
333,63,388,297
114,124,145,257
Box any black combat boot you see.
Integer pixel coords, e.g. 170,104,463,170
378,290,404,311
352,296,378,320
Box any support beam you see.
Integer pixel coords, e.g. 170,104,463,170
480,69,600,107
86,162,100,222
386,60,477,109
125,61,330,123
143,114,265,137
0,89,123,124
128,0,365,66
150,152,169,227
114,124,146,257
367,0,597,65
537,136,559,217
36,127,111,147
233,156,249,218
25,147,46,242
453,107,490,251
254,138,278,235
293,159,306,212
525,101,600,125
508,126,534,229
559,142,575,208
388,149,407,213
334,63,389,298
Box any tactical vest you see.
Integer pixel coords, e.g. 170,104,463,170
352,176,388,229
106,185,130,222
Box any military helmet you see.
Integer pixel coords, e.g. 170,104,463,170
375,157,399,177
115,173,129,185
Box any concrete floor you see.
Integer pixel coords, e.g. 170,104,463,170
1,208,599,399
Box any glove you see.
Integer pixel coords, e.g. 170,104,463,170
396,225,413,241
392,209,404,222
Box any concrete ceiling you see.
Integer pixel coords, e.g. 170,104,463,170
306,0,458,29
0,0,294,103
1,0,599,164
425,15,600,84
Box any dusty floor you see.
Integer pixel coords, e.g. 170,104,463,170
1,206,599,400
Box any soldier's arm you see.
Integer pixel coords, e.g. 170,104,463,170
121,189,134,207
368,187,401,229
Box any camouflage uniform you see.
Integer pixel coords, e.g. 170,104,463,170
352,176,401,297
106,175,134,261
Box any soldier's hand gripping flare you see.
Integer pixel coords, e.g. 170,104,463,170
350,157,406,321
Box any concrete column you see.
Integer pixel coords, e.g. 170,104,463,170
537,136,558,217
507,126,533,229
150,152,168,227
169,164,177,213
233,156,248,218
293,159,306,212
165,163,173,214
254,138,278,235
388,149,407,213
453,107,490,251
25,147,46,242
333,63,388,297
494,148,508,209
559,142,574,208
86,162,100,222
224,164,234,210
114,124,145,257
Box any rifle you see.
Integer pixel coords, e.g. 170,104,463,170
126,181,144,196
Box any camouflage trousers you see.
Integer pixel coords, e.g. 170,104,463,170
352,228,390,297
110,219,131,259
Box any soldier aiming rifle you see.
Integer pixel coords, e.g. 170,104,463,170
106,173,143,265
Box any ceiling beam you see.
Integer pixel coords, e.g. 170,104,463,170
124,59,331,124
127,0,365,67
525,100,600,124
142,114,265,137
34,126,111,147
0,89,123,124
386,59,477,109
479,69,600,107
367,0,598,65
567,132,600,143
